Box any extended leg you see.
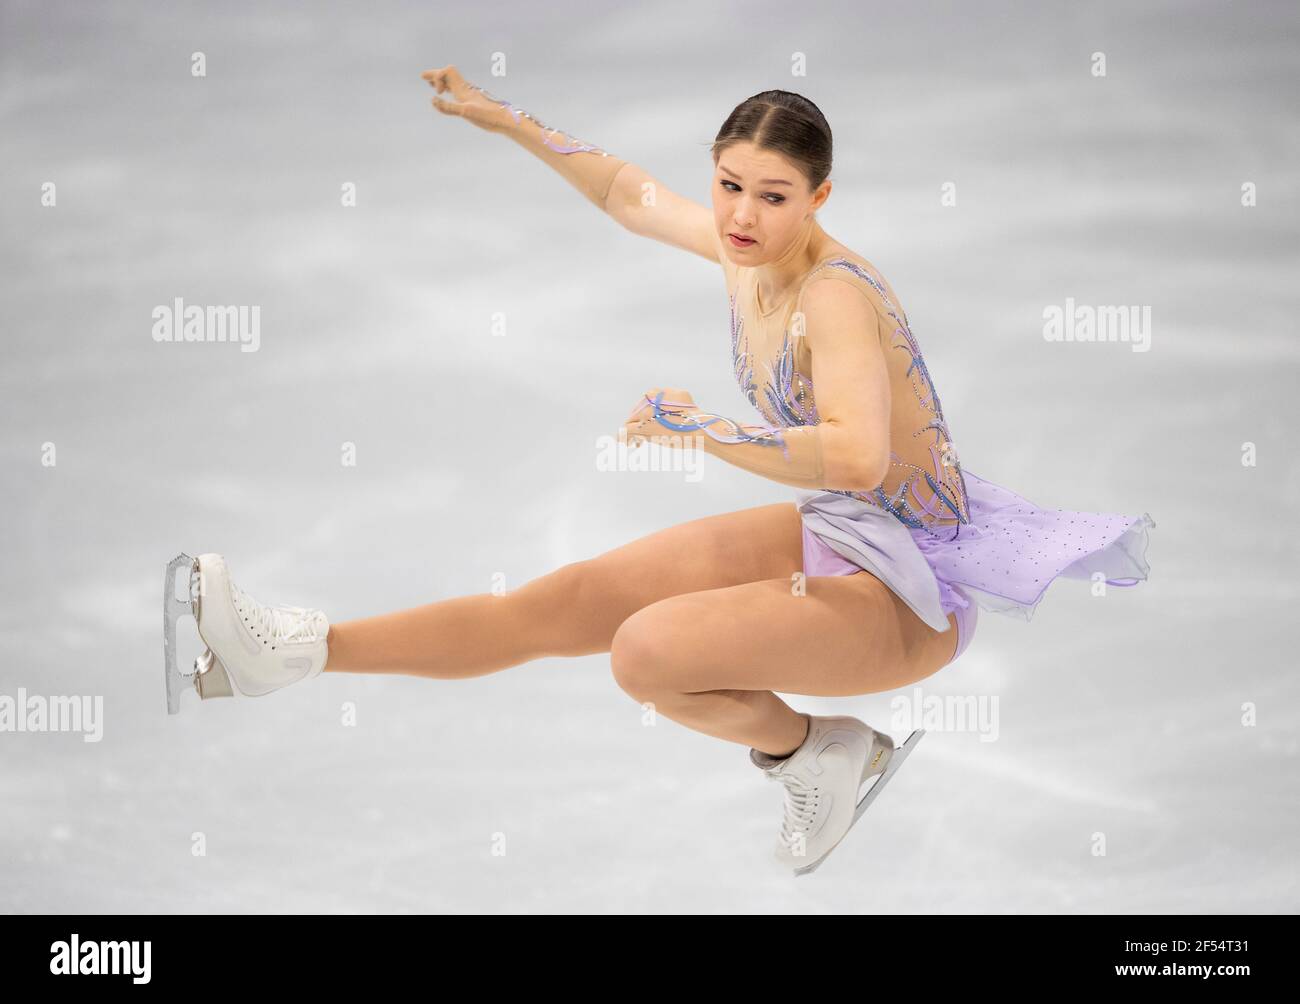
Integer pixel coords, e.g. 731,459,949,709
323,501,805,679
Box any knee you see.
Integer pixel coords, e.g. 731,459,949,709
512,559,606,654
516,558,590,609
608,610,673,701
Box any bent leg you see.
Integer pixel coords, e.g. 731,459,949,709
325,501,805,679
610,572,962,755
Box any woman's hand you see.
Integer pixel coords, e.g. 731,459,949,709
421,65,516,135
620,388,701,447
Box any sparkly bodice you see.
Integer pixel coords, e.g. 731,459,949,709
730,299,819,429
729,256,971,538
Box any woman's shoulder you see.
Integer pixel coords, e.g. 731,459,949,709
797,249,898,312
805,249,883,293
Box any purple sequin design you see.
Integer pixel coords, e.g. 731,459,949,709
729,293,819,429
820,259,971,539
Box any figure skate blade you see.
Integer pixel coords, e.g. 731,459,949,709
162,553,197,715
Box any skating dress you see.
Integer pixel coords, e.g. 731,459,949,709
728,253,1155,662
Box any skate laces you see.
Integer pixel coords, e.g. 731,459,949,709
231,581,325,645
771,772,819,846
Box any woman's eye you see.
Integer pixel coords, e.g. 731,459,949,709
721,180,784,205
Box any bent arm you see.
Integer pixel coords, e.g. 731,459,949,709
697,422,828,489
636,396,827,489
640,280,890,492
796,278,892,491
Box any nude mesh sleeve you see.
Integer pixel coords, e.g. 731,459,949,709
469,84,629,211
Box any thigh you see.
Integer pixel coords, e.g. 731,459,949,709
561,502,804,647
611,571,961,698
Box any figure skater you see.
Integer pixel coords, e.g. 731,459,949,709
162,68,1155,875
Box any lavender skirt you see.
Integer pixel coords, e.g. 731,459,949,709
796,470,1156,661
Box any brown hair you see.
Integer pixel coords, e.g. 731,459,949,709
711,90,833,192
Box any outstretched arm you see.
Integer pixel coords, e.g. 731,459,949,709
423,66,721,265
423,66,629,213
603,164,722,265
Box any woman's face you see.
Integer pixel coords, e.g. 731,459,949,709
712,140,829,265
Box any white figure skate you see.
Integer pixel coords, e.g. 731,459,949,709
750,715,924,876
162,552,330,714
